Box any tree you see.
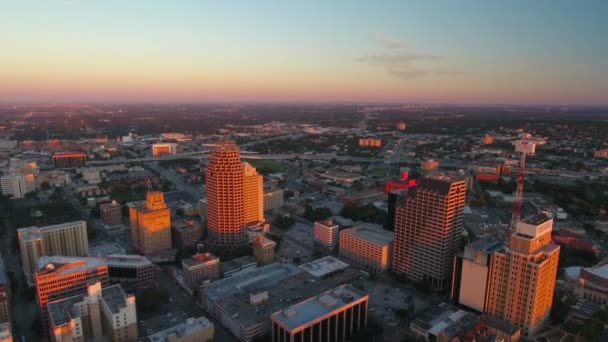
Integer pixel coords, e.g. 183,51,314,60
304,205,332,222
274,215,296,230
40,181,51,190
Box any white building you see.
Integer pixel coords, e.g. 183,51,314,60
1,172,35,199
313,219,339,252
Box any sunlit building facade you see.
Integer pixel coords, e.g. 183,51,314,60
128,191,172,255
339,223,393,273
243,162,264,225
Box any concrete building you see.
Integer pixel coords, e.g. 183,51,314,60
358,138,381,147
313,219,340,253
35,256,110,333
198,198,207,220
47,282,137,342
182,253,220,291
152,143,178,156
104,254,155,291
393,173,466,290
264,189,284,213
37,170,70,187
574,264,608,305
220,256,258,279
1,172,35,199
172,219,202,251
271,284,369,342
486,215,560,337
206,143,247,247
18,220,89,280
0,322,12,342
298,256,350,279
339,223,393,273
593,149,608,159
253,235,276,266
100,201,123,226
482,134,494,145
128,191,172,255
146,316,214,342
52,152,86,169
451,239,504,312
420,159,439,173
243,162,264,225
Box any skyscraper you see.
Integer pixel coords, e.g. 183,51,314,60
485,215,560,337
206,143,246,247
128,191,172,255
100,200,123,226
393,173,466,290
243,162,264,225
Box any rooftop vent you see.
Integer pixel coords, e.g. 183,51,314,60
283,309,297,318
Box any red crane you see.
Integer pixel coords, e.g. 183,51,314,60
511,136,536,230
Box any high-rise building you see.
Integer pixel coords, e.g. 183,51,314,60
243,162,264,225
339,223,393,273
198,198,207,220
393,173,466,290
18,220,89,280
100,200,123,226
147,316,214,342
47,282,137,342
182,253,220,290
485,215,560,337
264,189,284,213
451,238,504,312
253,235,276,266
172,219,202,251
52,151,86,169
271,284,369,342
128,191,172,255
206,143,246,247
0,322,12,342
152,143,178,156
313,219,339,253
1,172,35,199
35,256,110,333
104,254,155,291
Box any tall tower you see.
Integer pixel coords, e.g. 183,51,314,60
393,173,466,290
243,162,264,225
485,215,560,337
128,191,171,254
206,143,246,247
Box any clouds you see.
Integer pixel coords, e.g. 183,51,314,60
360,33,471,79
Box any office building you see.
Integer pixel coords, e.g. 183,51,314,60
220,256,258,279
243,162,264,225
358,138,381,147
18,220,89,280
52,151,86,169
104,254,155,291
182,253,220,291
264,189,284,213
420,159,439,173
482,134,494,145
146,317,214,342
128,191,172,255
298,256,350,279
35,256,110,332
100,200,123,226
339,223,393,273
205,143,247,247
451,239,504,312
397,122,407,130
271,284,369,342
393,173,466,290
172,220,202,251
0,323,12,342
593,149,608,159
486,215,560,337
313,219,340,253
152,143,178,156
47,282,137,342
1,172,35,199
574,264,608,305
253,235,276,266
198,198,207,220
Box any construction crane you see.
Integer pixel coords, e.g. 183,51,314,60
510,134,537,230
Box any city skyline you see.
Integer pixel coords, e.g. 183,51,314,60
2,1,607,105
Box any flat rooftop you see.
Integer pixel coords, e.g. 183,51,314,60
204,262,302,302
271,284,368,331
220,255,258,274
48,284,127,327
18,220,86,240
36,256,106,277
182,253,219,267
147,316,213,341
104,254,153,268
342,223,394,246
582,264,608,280
522,214,551,226
298,256,350,278
102,285,130,314
88,243,126,257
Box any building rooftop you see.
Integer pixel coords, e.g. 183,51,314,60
522,214,552,226
298,256,350,278
342,223,394,246
220,255,258,275
204,262,302,302
103,254,153,268
182,253,219,267
52,151,86,157
271,284,368,331
88,243,126,257
102,284,130,314
462,238,504,260
147,316,214,342
18,220,86,240
582,264,608,280
416,173,465,195
36,256,106,277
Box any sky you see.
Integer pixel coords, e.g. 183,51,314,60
1,0,607,105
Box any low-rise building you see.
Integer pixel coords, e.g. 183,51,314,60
574,264,608,305
104,254,155,291
298,256,349,279
220,256,258,278
339,223,393,273
264,189,284,213
313,219,339,253
253,236,276,266
152,143,178,156
182,253,220,290
100,201,123,226
172,220,202,251
145,316,214,342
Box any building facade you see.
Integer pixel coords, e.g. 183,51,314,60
205,143,246,247
253,235,276,266
104,254,155,291
152,143,178,156
52,152,86,169
128,191,172,255
146,316,214,342
264,189,284,213
574,264,608,305
182,253,220,290
420,159,439,173
485,216,560,337
47,282,137,342
1,172,35,199
172,220,202,251
393,174,466,290
243,162,264,225
313,219,340,253
271,285,369,342
0,266,9,324
18,220,89,280
100,201,123,226
339,223,393,273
